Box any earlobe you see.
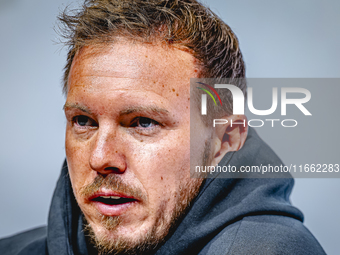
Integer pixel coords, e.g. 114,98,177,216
210,115,248,166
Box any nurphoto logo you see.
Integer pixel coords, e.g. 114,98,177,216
197,81,312,128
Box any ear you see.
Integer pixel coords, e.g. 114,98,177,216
210,115,248,167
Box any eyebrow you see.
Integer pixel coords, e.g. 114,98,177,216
63,102,92,114
63,103,170,118
120,106,170,117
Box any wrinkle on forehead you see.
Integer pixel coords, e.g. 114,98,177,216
68,82,175,100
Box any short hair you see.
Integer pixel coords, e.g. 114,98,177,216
58,0,246,117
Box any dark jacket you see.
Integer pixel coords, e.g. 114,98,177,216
0,128,326,254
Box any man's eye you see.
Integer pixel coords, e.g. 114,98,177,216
132,117,159,128
72,115,97,127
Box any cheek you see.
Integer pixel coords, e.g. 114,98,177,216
128,131,191,187
65,129,92,189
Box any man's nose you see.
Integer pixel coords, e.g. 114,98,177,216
89,125,127,174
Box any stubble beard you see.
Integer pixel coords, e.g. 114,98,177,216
79,139,213,255
81,176,203,255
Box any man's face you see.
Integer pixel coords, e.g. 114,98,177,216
64,40,212,253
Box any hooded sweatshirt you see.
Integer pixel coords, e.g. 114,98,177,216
0,128,326,255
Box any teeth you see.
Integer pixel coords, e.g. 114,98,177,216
100,196,121,199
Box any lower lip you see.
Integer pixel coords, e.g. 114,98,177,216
92,201,136,216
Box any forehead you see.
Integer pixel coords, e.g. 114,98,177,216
68,40,199,96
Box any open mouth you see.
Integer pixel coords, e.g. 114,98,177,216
92,196,137,205
88,192,140,216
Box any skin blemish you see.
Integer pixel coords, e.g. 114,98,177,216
176,93,179,96
161,176,163,180
172,88,175,92
140,139,144,142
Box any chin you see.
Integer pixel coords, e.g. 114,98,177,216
83,215,167,255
